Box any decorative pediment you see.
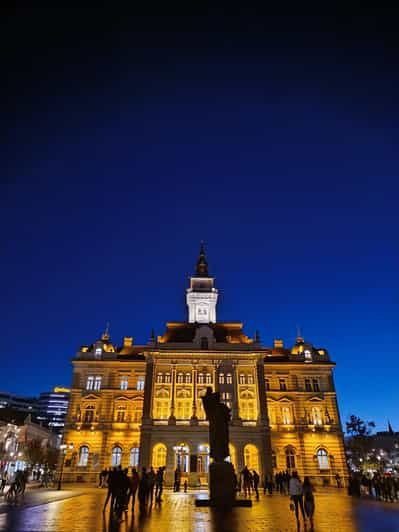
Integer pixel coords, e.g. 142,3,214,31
176,387,191,398
277,396,293,403
114,395,131,402
155,388,170,398
307,395,324,403
81,394,100,401
240,390,255,399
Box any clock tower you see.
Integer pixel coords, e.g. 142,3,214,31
186,243,218,323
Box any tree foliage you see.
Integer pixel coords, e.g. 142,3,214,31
345,415,376,472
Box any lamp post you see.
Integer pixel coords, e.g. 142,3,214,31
57,443,73,490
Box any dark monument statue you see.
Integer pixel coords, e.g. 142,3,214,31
195,386,250,508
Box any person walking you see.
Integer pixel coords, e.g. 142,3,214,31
138,467,149,513
303,476,315,529
252,470,260,500
147,466,156,506
0,470,7,494
103,467,117,512
241,466,252,497
289,471,306,524
129,467,140,510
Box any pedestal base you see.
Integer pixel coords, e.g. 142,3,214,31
194,461,244,509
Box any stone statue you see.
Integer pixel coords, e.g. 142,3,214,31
202,386,231,462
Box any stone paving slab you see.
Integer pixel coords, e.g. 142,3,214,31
0,487,398,531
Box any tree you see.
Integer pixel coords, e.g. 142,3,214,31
345,415,376,472
24,439,46,467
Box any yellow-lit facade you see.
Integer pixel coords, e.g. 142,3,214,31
63,249,348,486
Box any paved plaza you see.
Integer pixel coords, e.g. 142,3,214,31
0,486,398,532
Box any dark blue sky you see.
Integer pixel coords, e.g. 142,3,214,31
2,9,398,431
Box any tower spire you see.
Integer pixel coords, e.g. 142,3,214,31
102,322,110,341
195,240,209,277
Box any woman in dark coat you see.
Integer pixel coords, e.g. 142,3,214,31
303,476,315,528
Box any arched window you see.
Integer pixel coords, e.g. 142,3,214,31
185,372,191,384
78,445,89,467
205,373,212,384
201,337,208,350
317,448,329,470
130,447,139,467
152,443,167,468
285,446,296,469
304,350,312,362
84,405,95,423
226,373,232,384
112,446,122,466
218,373,225,384
244,444,260,471
177,373,184,384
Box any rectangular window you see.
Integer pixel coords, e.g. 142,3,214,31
198,373,204,384
218,373,225,384
305,379,312,392
279,379,287,391
312,379,320,392
120,377,128,391
247,375,254,384
156,373,163,384
205,373,212,384
164,373,171,383
94,376,102,391
86,376,94,390
226,374,233,384
137,377,145,391
239,374,245,384
116,409,125,422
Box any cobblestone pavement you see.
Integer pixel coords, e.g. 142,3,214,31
0,487,398,532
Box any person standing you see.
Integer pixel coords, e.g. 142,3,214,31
241,466,252,497
252,470,260,500
129,467,140,510
138,467,149,513
147,466,156,506
0,470,7,494
303,476,315,529
288,471,306,524
155,466,164,502
103,467,117,512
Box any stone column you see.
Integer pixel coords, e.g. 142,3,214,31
191,366,198,424
168,365,176,424
142,355,154,423
256,358,273,479
231,362,241,424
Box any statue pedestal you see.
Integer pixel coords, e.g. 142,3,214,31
209,462,236,508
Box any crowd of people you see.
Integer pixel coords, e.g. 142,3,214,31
348,472,399,502
100,465,165,516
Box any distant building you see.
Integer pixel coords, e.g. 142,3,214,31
37,387,70,433
0,408,59,476
63,246,348,486
0,391,38,414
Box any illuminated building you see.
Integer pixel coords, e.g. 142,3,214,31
37,387,70,433
63,245,348,485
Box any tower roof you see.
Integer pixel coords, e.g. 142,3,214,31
195,241,209,277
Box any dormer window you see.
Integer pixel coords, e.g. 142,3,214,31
120,376,128,391
201,337,209,350
304,350,312,362
95,348,102,359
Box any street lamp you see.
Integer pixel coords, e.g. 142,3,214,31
57,443,73,490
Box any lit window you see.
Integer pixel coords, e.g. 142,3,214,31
312,379,320,392
176,400,191,419
78,445,89,467
226,373,233,384
94,376,102,391
205,373,212,384
132,404,142,422
164,373,171,383
116,407,126,422
265,378,270,391
317,448,329,470
241,400,256,420
304,350,312,362
137,377,145,391
154,399,169,419
120,377,128,391
156,373,163,384
95,348,102,359
177,373,184,384
86,376,94,390
285,447,295,469
219,373,225,384
185,372,191,384
198,373,204,384
130,447,139,467
279,379,287,391
312,407,322,426
84,406,95,423
305,379,312,391
239,374,245,384
111,446,122,466
247,374,254,384
282,406,291,425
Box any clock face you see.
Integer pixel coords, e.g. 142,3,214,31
196,303,209,323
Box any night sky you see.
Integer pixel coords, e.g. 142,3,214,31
2,8,398,431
